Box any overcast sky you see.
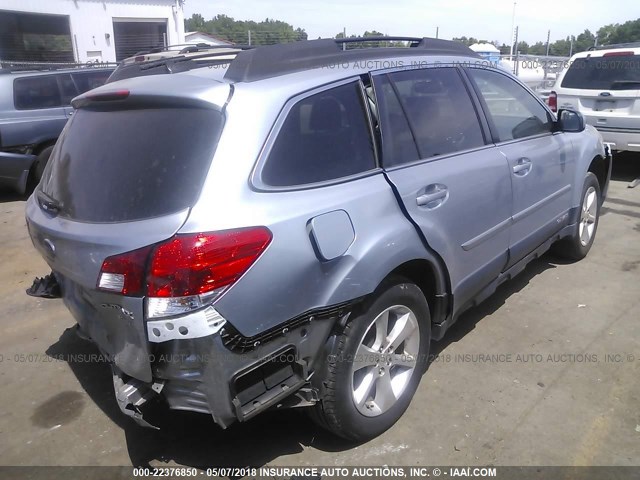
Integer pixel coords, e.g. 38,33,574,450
184,0,639,45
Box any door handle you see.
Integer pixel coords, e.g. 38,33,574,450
416,185,448,208
512,158,532,176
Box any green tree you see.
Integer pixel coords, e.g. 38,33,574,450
185,13,206,32
597,18,640,45
528,41,546,55
184,13,307,45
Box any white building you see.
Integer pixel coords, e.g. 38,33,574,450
0,0,185,64
185,31,232,46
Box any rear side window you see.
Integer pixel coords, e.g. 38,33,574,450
40,107,223,222
468,68,553,141
14,75,62,110
377,67,485,165
561,54,640,90
262,81,376,187
72,71,112,93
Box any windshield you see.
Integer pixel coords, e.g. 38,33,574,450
561,54,640,90
39,106,223,223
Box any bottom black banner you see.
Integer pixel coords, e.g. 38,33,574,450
0,466,638,480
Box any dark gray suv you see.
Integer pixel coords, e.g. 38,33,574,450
26,38,611,441
0,66,112,193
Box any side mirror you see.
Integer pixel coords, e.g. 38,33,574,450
556,109,585,132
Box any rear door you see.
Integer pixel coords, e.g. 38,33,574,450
466,67,575,267
556,52,640,136
374,66,513,312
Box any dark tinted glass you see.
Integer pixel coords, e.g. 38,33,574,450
58,74,78,105
468,68,553,141
561,55,640,90
383,68,485,162
40,107,223,222
14,75,62,109
373,75,420,167
262,81,376,186
72,70,112,93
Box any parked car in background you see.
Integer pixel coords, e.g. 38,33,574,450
26,37,610,441
0,66,113,194
550,44,640,153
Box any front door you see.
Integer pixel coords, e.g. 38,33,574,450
466,67,576,267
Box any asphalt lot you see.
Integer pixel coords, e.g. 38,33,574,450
0,154,639,468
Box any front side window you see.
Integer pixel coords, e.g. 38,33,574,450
468,68,553,142
262,81,376,187
375,67,485,166
14,75,62,110
58,74,78,105
72,71,112,94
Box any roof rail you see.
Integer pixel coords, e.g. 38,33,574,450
177,44,253,54
132,43,249,56
336,36,423,45
0,62,117,73
224,37,478,83
589,41,640,51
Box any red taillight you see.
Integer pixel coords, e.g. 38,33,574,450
98,246,152,296
548,91,557,112
98,227,272,298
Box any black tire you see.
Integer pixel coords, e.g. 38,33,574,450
310,278,431,441
32,145,54,185
553,172,601,261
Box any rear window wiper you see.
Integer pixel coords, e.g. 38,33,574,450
609,80,640,90
36,190,61,214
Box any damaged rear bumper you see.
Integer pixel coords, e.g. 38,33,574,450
32,270,350,429
106,315,337,429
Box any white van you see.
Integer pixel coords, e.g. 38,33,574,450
550,45,640,152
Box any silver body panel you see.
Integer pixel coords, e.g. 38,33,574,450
25,49,607,427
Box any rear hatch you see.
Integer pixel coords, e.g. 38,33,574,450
556,51,640,132
26,82,227,381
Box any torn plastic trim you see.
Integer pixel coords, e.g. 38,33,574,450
146,305,226,343
112,367,164,429
26,271,61,299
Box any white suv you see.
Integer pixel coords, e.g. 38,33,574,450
550,44,640,152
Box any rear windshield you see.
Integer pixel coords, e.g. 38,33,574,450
39,107,223,222
561,54,640,90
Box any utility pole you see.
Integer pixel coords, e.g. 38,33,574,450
436,26,439,39
569,36,574,57
248,30,251,46
343,27,346,50
513,26,519,75
509,2,517,57
545,29,551,56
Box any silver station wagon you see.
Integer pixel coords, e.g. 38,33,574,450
26,37,611,441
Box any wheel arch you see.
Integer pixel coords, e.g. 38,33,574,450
373,258,449,326
587,154,609,201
